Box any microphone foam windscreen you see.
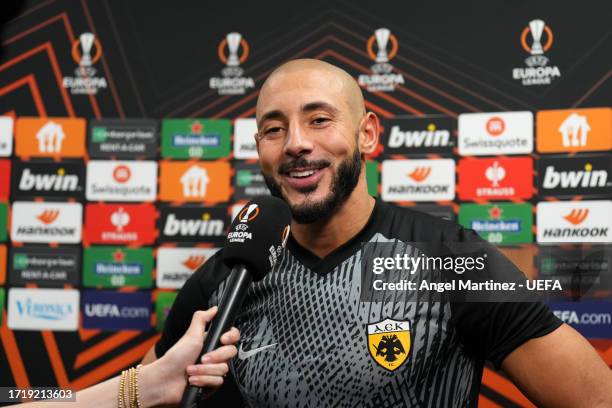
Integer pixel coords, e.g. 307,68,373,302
222,196,292,281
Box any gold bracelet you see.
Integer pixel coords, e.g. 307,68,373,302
118,369,127,408
129,367,136,408
135,364,142,408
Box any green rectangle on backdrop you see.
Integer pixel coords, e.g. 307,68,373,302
156,291,178,331
0,203,7,242
83,246,153,288
161,119,231,159
0,288,4,325
366,160,379,197
458,203,532,244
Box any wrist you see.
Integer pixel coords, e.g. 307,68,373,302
138,363,164,407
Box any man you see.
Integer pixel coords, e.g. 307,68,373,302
144,59,612,407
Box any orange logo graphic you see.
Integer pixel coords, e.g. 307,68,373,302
182,255,207,271
71,32,102,66
37,209,59,224
238,203,260,223
486,117,505,136
113,165,131,183
367,28,398,62
537,108,611,153
521,20,553,55
218,33,249,66
159,161,231,202
563,209,589,225
15,117,86,158
408,167,431,182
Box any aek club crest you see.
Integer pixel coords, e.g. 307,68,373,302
367,318,411,372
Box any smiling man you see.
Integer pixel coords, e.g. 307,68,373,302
145,59,612,407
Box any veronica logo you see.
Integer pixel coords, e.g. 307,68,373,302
382,159,455,202
8,288,79,330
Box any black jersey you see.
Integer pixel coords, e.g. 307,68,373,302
156,200,561,407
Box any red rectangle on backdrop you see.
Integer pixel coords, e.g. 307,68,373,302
85,203,157,245
458,157,533,201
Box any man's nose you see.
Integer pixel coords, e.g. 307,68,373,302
283,123,314,157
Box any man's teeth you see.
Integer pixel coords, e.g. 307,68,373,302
289,169,316,178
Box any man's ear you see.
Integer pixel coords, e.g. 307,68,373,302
359,112,380,155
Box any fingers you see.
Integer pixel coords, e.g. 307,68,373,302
220,327,240,345
185,307,218,337
201,345,238,364
186,362,229,377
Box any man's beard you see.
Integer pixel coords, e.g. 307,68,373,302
263,148,362,224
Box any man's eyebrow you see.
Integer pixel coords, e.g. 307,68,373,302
258,110,285,128
302,101,339,115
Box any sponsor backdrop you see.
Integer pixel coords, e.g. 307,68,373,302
0,0,610,406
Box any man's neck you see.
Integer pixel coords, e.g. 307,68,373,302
290,180,375,259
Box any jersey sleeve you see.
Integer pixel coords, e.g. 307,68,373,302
446,225,563,370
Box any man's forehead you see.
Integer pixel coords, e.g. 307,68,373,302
256,69,348,119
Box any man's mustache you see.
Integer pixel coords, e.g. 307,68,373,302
277,158,331,174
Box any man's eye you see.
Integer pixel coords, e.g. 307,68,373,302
312,117,329,125
264,127,282,134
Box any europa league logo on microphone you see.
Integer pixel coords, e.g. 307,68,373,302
358,27,404,92
210,32,255,95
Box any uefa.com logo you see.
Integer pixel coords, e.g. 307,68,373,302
209,32,255,95
62,32,108,95
358,28,405,92
512,19,561,86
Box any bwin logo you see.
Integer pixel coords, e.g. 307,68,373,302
19,168,79,192
542,164,607,189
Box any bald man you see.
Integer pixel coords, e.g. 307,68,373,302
145,59,612,407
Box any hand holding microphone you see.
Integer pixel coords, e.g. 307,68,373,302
179,196,292,408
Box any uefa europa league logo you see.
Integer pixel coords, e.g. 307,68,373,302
528,19,545,55
375,28,391,63
219,32,249,77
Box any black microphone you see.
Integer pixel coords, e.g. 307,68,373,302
179,196,291,408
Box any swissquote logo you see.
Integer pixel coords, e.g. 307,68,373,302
538,156,612,197
537,201,612,243
458,111,533,156
233,118,258,159
536,108,612,153
358,28,405,92
86,160,157,202
367,318,411,371
382,116,455,154
159,206,227,243
210,32,255,95
156,247,218,289
85,203,156,245
382,159,455,202
458,157,533,200
15,117,86,158
11,202,82,244
13,161,84,199
512,19,561,86
63,32,108,95
8,288,79,331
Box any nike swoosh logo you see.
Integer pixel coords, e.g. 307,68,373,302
238,343,277,360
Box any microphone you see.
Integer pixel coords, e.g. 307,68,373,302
179,196,291,408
